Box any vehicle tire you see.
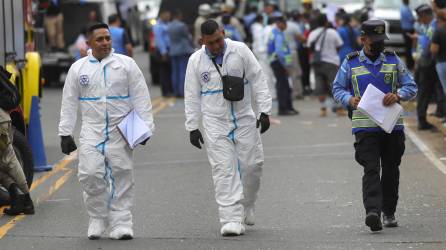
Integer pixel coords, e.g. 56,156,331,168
0,128,34,205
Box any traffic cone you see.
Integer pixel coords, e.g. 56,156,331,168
27,96,52,172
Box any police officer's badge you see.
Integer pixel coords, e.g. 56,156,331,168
79,75,89,86
384,73,393,84
201,72,210,83
374,25,385,34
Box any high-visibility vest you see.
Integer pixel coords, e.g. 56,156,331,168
348,52,404,134
267,28,292,66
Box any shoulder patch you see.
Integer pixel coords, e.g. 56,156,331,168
346,51,360,60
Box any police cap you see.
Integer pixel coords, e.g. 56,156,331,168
415,4,432,15
360,19,389,42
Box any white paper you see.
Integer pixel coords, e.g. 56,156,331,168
117,110,152,149
357,84,404,133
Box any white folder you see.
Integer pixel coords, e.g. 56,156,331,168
357,84,403,133
117,110,152,149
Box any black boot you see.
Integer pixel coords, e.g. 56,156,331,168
3,184,34,215
3,183,25,215
22,193,35,215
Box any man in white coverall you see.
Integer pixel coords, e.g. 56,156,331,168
58,23,154,240
184,20,272,236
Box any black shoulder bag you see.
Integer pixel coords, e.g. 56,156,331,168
211,58,245,101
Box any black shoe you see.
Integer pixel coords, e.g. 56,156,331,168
278,110,298,116
3,184,25,216
118,234,133,240
383,214,398,228
418,121,434,130
289,109,300,115
22,193,35,215
365,212,382,232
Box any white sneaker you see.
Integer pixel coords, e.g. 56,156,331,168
109,226,134,240
87,218,106,240
220,222,245,236
244,208,255,226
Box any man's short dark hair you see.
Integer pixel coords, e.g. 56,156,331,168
87,23,109,38
201,19,220,36
108,14,119,24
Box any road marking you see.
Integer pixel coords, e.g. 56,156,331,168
0,95,173,237
150,96,163,108
405,127,446,175
0,152,76,217
153,97,176,114
0,168,75,239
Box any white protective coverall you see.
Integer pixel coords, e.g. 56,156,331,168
184,39,272,224
59,49,154,232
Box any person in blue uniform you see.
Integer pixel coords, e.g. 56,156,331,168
267,15,298,115
332,20,417,232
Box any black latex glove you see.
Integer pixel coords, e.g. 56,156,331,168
61,135,77,155
140,137,150,146
189,129,204,149
256,113,270,134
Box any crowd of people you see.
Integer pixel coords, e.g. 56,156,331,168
152,0,369,116
400,0,446,130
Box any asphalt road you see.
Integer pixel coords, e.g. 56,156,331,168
1,49,446,250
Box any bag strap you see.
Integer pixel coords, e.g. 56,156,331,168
317,29,327,53
211,57,245,79
211,58,223,77
311,28,326,50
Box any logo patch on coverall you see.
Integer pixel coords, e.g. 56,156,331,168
79,75,89,86
384,73,393,84
201,72,210,83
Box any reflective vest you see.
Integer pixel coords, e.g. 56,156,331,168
267,28,292,66
110,27,127,55
348,53,404,134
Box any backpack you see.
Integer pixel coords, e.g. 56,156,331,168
0,66,20,111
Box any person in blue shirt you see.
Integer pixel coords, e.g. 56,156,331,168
222,14,243,42
268,15,298,115
336,13,360,63
108,14,133,57
167,10,195,98
411,4,445,129
332,20,417,232
153,10,173,97
400,0,416,69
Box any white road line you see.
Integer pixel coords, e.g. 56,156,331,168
405,127,446,175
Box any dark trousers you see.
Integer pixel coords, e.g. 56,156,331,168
298,47,311,91
354,131,405,216
159,56,173,97
402,29,415,69
271,60,293,112
170,55,189,97
416,63,446,121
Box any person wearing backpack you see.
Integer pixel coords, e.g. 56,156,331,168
0,66,35,216
307,14,344,117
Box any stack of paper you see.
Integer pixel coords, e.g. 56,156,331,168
357,84,403,133
117,110,152,149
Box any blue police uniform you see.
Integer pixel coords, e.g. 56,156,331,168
267,25,296,115
332,19,417,231
414,4,444,128
224,24,243,42
333,50,417,134
153,19,173,96
109,26,127,55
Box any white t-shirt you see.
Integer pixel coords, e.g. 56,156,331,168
307,27,343,66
